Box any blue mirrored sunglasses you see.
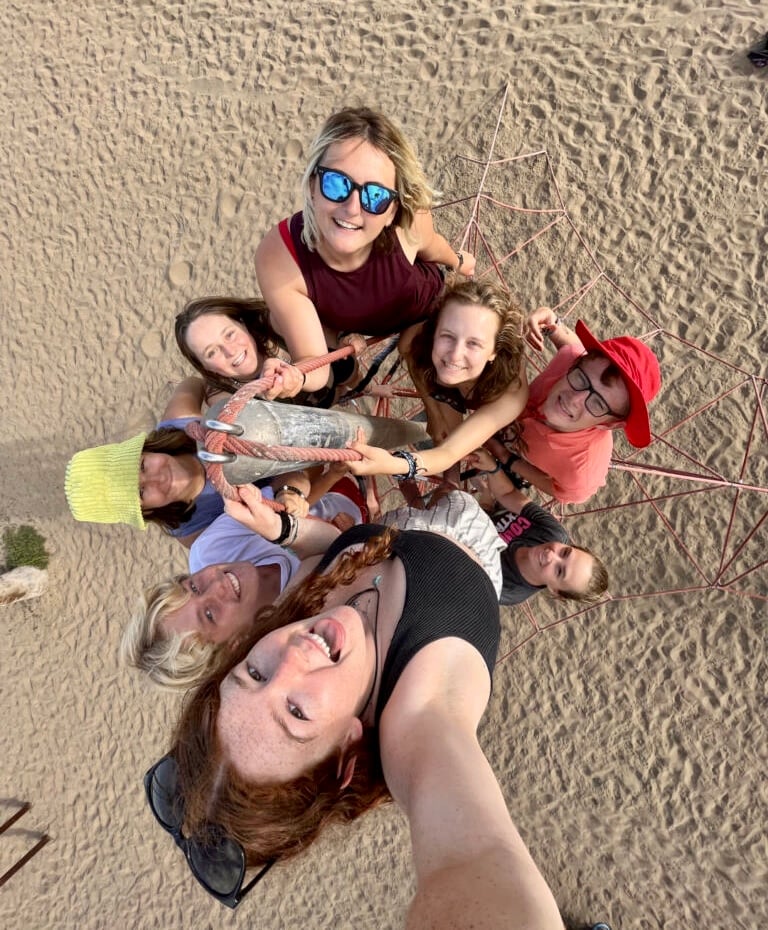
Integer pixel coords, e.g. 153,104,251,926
315,166,398,215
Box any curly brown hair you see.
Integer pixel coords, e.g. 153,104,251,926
174,528,399,866
405,278,525,407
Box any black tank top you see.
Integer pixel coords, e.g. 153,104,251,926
315,525,500,724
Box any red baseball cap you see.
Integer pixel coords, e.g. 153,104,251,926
575,320,661,448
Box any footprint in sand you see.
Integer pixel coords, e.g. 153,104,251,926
168,260,192,288
218,192,239,221
140,330,165,359
284,139,303,160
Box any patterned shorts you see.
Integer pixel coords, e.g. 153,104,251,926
382,490,504,598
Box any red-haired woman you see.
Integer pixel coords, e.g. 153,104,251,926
167,515,562,929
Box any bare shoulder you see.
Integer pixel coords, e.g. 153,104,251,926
410,209,436,241
254,222,285,264
255,224,307,295
379,638,491,765
395,210,434,262
254,229,316,354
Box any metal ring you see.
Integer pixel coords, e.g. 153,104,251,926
204,418,244,436
197,450,237,464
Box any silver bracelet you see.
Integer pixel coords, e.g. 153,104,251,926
276,485,306,501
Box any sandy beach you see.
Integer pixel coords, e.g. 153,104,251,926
1,2,766,928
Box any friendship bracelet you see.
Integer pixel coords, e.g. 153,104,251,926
454,249,464,272
276,485,307,501
270,510,294,545
392,450,420,481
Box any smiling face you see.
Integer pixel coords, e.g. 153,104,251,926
217,606,373,781
162,561,275,645
431,300,500,388
311,138,398,263
183,313,261,381
139,452,200,510
516,542,595,595
539,354,630,433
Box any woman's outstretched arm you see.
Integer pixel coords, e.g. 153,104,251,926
348,373,529,479
379,641,563,930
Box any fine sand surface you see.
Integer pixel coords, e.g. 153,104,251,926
1,2,766,928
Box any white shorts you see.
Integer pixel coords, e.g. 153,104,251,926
382,490,504,598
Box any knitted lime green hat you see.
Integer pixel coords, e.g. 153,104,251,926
65,433,147,530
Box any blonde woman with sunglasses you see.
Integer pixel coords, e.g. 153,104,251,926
255,107,474,404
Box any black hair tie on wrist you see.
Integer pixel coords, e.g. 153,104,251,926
271,510,293,544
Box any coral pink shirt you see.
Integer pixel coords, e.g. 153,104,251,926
519,345,614,504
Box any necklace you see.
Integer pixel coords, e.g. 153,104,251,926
345,574,382,719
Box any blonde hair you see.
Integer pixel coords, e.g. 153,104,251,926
555,546,609,604
300,107,435,250
120,576,223,692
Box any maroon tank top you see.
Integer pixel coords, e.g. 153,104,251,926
278,212,444,337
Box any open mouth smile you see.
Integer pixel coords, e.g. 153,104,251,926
307,632,333,660
333,217,363,231
308,620,344,662
224,571,240,599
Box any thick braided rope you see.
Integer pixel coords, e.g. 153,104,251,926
185,339,382,499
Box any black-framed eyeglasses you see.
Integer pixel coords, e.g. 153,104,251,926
566,364,624,419
144,753,276,909
314,166,398,215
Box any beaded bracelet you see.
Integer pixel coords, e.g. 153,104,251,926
392,450,419,481
276,485,307,501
